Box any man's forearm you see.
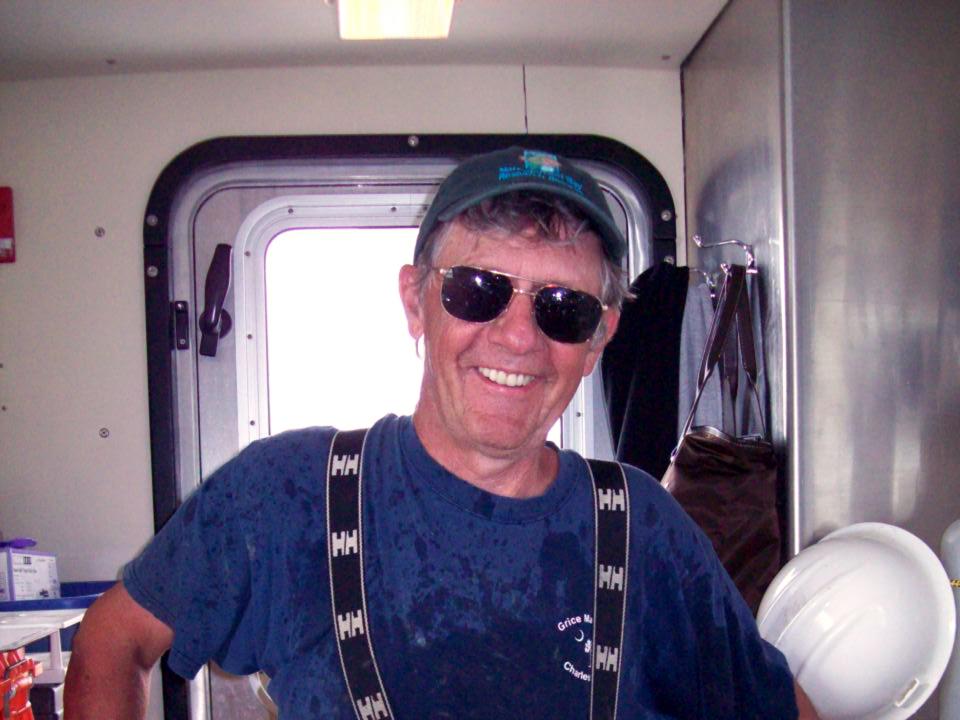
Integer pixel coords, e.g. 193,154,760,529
63,644,152,720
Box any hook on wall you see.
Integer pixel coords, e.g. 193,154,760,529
692,234,758,274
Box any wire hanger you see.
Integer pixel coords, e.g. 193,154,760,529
691,234,758,275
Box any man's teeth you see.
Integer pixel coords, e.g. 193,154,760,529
478,367,535,388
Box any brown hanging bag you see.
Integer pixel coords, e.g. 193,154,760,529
662,265,784,615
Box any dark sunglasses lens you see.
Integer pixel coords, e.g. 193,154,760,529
535,287,603,343
440,266,513,322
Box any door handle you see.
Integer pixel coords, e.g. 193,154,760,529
198,243,233,357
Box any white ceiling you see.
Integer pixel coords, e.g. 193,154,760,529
0,1,727,82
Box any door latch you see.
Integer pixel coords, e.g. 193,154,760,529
198,244,233,357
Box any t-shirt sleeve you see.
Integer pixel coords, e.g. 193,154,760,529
122,444,266,679
624,466,797,719
676,520,798,719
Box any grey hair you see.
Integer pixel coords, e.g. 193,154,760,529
414,191,631,310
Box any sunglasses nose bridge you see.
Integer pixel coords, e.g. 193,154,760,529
509,284,553,327
484,283,543,346
509,284,539,303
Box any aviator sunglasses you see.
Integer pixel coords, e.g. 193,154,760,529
434,265,608,344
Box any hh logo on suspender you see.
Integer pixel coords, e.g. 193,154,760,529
598,564,624,591
597,488,625,511
337,610,365,640
356,692,389,720
594,645,620,673
331,530,359,557
331,453,360,476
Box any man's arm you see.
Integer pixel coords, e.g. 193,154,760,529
64,582,174,720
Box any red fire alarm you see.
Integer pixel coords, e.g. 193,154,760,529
0,187,14,264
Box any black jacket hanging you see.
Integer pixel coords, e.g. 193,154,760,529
601,262,689,478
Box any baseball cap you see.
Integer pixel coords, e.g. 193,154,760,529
414,147,626,263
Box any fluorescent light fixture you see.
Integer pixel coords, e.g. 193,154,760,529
337,0,455,40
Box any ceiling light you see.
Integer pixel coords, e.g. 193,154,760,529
336,0,455,40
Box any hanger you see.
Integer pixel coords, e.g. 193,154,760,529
685,235,759,301
691,234,758,274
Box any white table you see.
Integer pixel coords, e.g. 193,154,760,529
0,608,85,683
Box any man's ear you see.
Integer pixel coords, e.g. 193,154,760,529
600,307,620,350
581,307,621,378
399,264,425,340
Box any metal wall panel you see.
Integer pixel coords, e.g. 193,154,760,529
685,0,960,550
681,0,792,540
787,7,960,715
685,2,960,715
787,0,960,553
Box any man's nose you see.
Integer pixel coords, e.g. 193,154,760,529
486,291,541,352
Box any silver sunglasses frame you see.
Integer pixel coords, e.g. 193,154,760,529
432,265,608,343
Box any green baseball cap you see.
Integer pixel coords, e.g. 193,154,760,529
415,147,626,263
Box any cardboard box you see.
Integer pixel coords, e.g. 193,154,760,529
0,549,59,602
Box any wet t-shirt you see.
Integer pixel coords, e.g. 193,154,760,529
123,414,796,719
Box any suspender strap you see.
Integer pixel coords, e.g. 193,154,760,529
326,428,395,720
587,458,631,720
326,429,629,720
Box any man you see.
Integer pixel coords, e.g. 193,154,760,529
65,147,816,718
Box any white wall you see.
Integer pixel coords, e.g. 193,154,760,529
0,63,683,586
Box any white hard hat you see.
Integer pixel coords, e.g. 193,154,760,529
757,523,956,720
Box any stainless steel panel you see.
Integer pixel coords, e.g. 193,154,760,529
682,0,792,537
685,1,960,716
685,0,960,551
787,0,960,553
787,7,960,715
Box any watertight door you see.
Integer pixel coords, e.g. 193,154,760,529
146,140,664,719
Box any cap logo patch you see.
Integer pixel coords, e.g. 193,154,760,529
498,151,585,197
521,150,561,173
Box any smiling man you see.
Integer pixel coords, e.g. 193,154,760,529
400,203,618,497
65,147,815,719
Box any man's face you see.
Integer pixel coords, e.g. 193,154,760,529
399,220,620,463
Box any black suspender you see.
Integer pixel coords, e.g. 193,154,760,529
586,458,630,720
326,429,630,720
326,429,395,720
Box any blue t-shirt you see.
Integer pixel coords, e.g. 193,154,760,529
124,414,796,719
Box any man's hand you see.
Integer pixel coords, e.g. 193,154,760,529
64,582,173,720
795,681,821,720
